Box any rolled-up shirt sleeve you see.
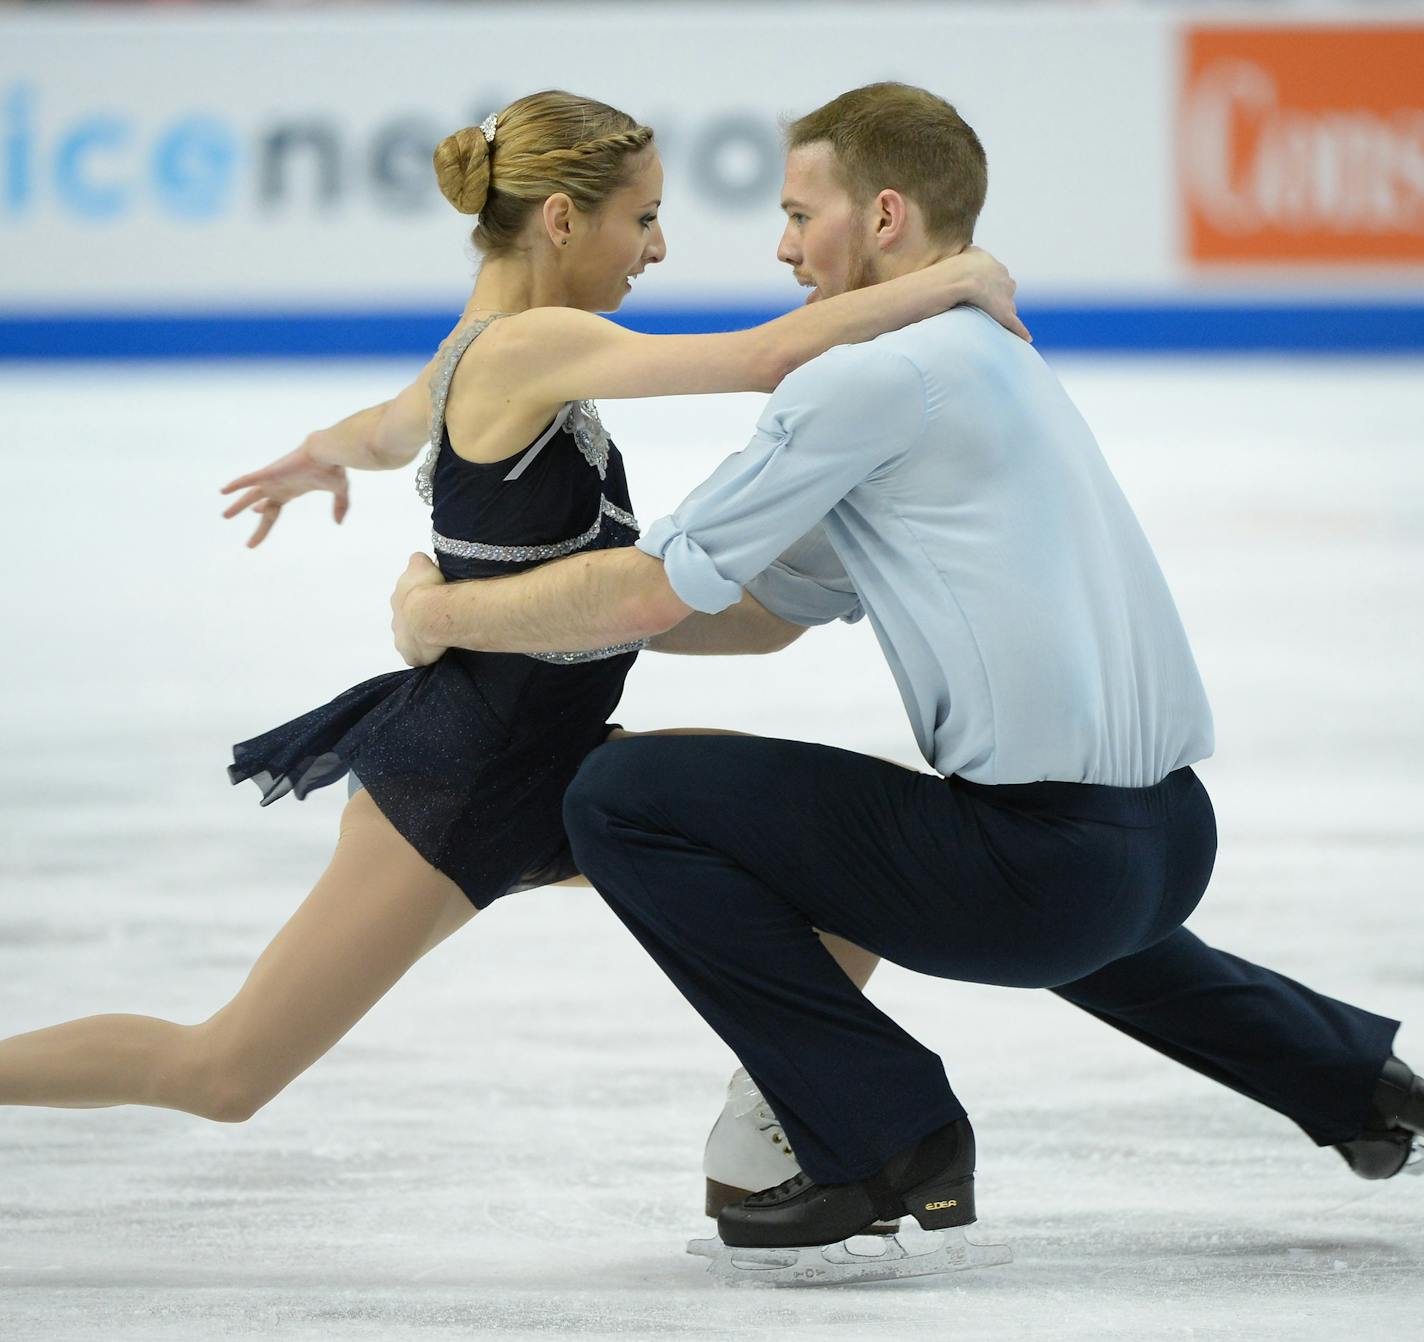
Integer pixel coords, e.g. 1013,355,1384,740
635,343,927,613
745,524,864,626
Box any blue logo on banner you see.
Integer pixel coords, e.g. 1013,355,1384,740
3,86,239,221
1,83,793,225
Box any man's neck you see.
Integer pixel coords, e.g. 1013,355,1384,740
873,239,966,285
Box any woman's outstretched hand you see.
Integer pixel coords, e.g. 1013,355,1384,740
220,439,351,548
935,245,1031,343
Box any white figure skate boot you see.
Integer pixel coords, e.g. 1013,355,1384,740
703,1067,901,1233
703,1067,804,1217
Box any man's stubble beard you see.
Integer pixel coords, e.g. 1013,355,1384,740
844,232,879,294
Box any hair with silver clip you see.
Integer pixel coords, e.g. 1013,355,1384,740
433,90,654,253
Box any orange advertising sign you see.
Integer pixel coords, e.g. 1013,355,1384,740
1181,26,1424,264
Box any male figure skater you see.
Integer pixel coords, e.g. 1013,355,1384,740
390,83,1421,1281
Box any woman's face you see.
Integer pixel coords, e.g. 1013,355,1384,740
566,149,667,312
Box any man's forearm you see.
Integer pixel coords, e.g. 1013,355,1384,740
648,592,804,655
412,547,690,655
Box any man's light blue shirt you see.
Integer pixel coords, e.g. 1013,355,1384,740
636,307,1214,787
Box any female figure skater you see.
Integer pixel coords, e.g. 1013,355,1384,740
0,91,1022,1138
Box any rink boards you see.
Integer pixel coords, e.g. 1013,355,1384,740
0,2,1422,355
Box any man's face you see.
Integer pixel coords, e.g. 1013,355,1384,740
776,143,876,303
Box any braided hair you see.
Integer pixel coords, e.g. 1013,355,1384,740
434,90,655,255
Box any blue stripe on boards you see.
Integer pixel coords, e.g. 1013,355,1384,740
1021,304,1424,354
1,302,1422,359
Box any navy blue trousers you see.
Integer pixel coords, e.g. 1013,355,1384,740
564,735,1400,1185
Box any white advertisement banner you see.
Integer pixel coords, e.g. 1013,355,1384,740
1,3,1420,352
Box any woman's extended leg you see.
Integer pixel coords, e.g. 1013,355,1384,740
0,789,476,1121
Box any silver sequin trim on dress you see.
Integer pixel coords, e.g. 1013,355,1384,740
526,640,646,665
566,400,610,480
415,314,503,507
431,495,639,563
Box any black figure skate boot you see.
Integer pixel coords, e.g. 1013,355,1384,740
687,1118,1011,1285
718,1117,977,1249
1334,1056,1424,1180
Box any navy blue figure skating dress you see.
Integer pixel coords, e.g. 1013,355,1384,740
228,315,645,906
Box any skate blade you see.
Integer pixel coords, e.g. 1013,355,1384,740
1406,1139,1423,1176
686,1225,1012,1286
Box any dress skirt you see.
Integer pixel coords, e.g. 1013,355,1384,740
229,646,637,908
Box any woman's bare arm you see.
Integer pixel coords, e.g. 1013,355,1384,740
220,342,445,547
497,246,1025,406
304,363,439,472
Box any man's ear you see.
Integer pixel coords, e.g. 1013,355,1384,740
542,192,575,248
871,188,912,250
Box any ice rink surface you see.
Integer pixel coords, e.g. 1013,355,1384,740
1,354,1422,1340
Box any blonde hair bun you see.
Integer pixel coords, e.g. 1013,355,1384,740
436,92,653,255
434,127,491,215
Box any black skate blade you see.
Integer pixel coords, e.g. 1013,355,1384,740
686,1225,1012,1286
